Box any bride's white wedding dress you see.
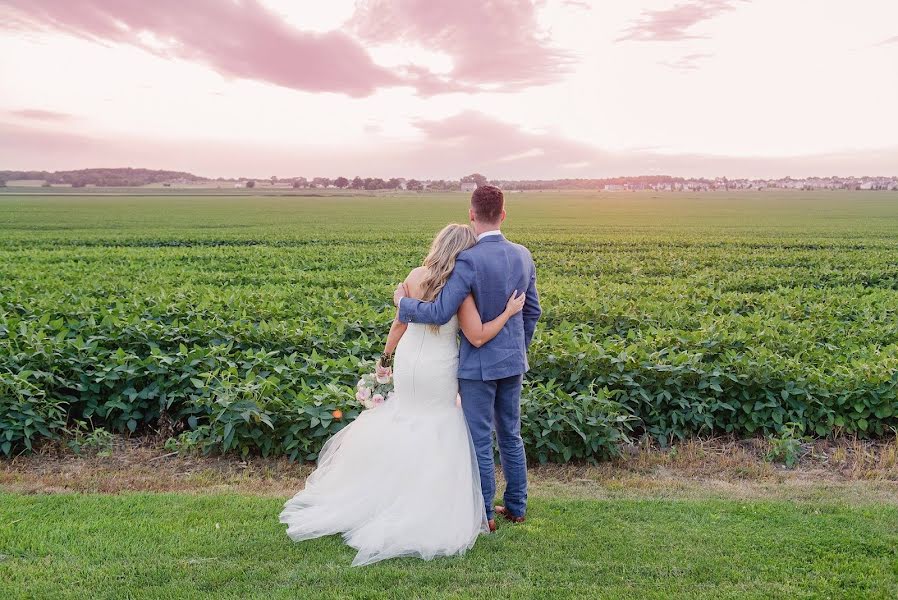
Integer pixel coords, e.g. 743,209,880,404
280,316,488,566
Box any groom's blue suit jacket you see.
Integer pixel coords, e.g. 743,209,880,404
398,234,541,381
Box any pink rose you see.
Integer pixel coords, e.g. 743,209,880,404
356,387,371,401
357,379,366,390
372,394,385,406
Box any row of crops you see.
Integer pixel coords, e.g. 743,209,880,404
2,192,898,461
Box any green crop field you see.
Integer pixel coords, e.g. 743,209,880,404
2,191,898,460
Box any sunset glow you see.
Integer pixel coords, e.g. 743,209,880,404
2,0,896,178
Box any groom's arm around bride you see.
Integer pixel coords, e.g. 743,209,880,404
394,186,541,377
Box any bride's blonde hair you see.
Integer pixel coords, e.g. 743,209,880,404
419,224,477,302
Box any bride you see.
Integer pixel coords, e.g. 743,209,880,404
280,224,525,566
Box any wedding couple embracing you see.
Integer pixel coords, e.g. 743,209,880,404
280,185,541,566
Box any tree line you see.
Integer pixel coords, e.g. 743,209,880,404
16,169,873,191
0,168,204,188
0,169,489,191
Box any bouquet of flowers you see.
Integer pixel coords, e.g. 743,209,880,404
355,359,394,409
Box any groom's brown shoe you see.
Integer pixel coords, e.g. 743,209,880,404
495,506,525,523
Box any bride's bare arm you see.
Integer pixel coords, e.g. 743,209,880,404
383,267,427,357
458,292,525,348
383,311,408,356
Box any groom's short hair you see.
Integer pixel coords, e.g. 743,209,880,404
471,185,504,223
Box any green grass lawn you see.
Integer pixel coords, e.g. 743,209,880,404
1,492,896,599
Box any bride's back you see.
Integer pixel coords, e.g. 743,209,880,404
393,267,460,412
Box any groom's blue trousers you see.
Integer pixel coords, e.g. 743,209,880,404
459,374,527,520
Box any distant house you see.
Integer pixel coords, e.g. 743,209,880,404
604,184,626,192
460,181,477,192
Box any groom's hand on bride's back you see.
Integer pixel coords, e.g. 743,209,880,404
393,282,408,307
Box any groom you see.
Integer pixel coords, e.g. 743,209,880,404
394,185,541,531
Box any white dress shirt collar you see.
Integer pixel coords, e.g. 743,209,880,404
476,229,502,241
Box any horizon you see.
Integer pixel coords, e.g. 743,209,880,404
3,166,898,183
2,1,897,179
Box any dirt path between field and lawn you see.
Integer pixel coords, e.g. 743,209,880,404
3,436,896,504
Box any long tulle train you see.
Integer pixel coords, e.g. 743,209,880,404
279,397,488,566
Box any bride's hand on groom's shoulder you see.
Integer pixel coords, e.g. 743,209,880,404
393,282,408,307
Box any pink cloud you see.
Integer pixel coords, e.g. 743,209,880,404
409,113,898,177
876,35,898,46
659,52,713,71
409,111,596,169
618,1,744,42
4,115,896,180
350,0,571,91
0,122,105,155
3,0,399,97
8,109,75,121
2,0,567,97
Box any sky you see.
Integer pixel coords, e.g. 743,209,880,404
1,0,896,179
